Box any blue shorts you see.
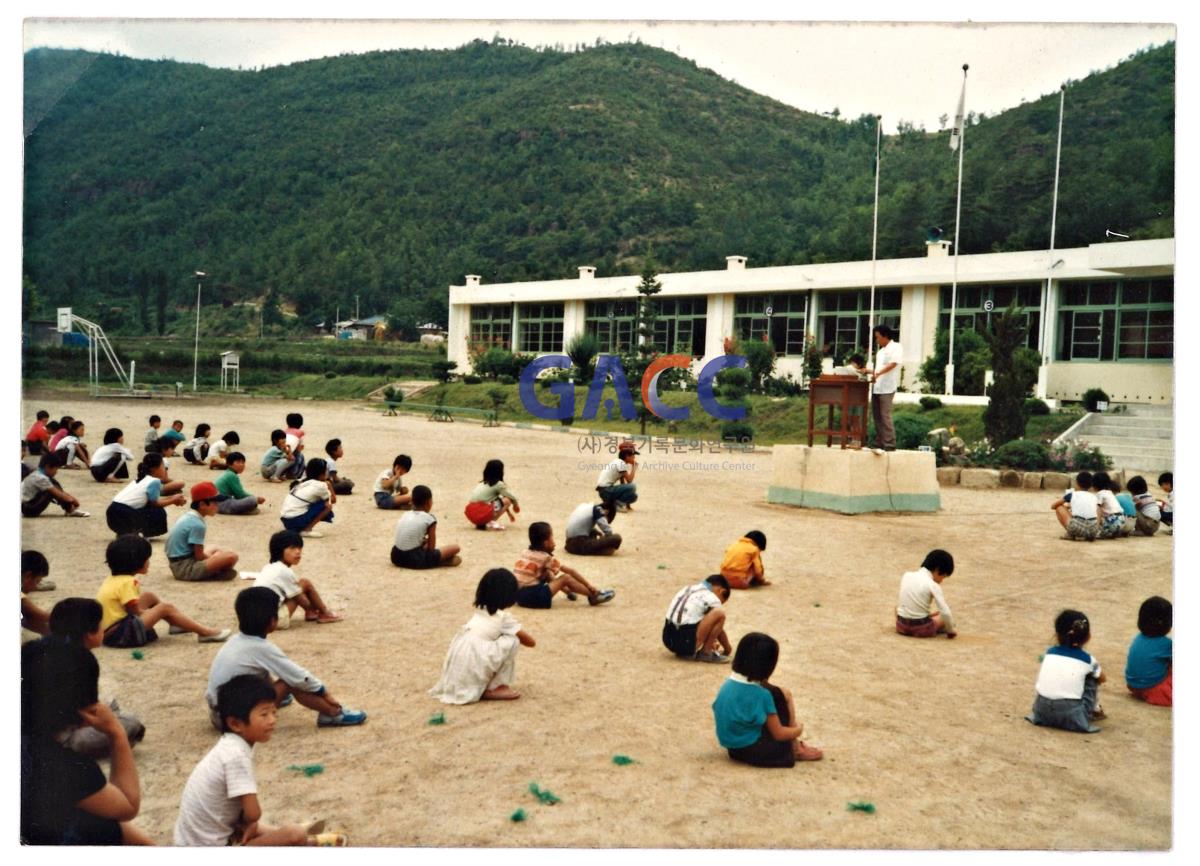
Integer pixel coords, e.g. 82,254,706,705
280,500,332,531
516,583,553,609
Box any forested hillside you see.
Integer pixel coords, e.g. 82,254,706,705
22,38,1173,337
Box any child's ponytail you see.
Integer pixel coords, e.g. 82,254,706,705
137,452,164,482
1054,609,1091,646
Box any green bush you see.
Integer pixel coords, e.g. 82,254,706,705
992,438,1051,470
741,340,776,392
720,420,755,443
893,414,935,450
497,374,516,385
1025,398,1050,416
324,371,337,379
716,366,751,401
463,374,483,385
1081,388,1110,412
919,396,943,411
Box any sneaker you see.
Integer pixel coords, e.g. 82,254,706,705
67,509,91,517
485,521,506,531
301,530,325,539
615,502,631,512
588,589,615,606
795,741,824,761
198,628,232,643
278,693,294,708
33,578,56,591
694,650,730,664
317,709,367,727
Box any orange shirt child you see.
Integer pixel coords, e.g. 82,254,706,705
719,533,768,589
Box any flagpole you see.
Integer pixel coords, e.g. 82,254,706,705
1037,83,1067,398
867,115,882,373
946,63,968,396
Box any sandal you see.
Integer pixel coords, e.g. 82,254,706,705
312,832,349,847
482,686,521,701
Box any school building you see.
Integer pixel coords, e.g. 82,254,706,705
446,237,1174,405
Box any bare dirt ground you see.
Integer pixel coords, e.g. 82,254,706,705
19,392,1172,849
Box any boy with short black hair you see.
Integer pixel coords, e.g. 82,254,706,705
21,550,52,635
253,530,343,626
390,485,461,568
176,674,348,846
166,482,240,581
96,534,230,647
895,549,957,638
563,501,622,555
374,454,413,509
162,419,186,445
1125,475,1161,536
663,574,731,662
261,429,292,483
284,412,306,480
26,409,51,455
21,451,88,518
208,430,240,470
214,452,265,515
205,587,366,728
513,521,614,608
324,438,354,494
596,445,639,511
720,530,769,588
143,415,162,453
1051,471,1099,541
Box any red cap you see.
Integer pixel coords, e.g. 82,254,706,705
190,480,228,503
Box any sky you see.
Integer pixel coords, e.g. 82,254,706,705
19,14,1174,133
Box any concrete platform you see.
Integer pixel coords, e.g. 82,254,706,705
767,445,940,514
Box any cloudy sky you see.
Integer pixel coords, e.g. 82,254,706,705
19,7,1175,133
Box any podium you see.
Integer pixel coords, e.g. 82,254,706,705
807,375,869,449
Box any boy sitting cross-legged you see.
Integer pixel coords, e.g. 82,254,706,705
175,674,347,847
205,587,366,729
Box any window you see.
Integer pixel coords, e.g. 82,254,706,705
1056,278,1172,361
516,302,565,354
650,296,708,357
815,289,901,360
938,282,1042,350
734,293,809,355
469,304,512,350
584,300,638,354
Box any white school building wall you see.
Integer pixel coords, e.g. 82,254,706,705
447,238,1174,404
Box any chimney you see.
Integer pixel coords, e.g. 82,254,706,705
464,274,481,287
926,240,952,258
578,266,596,280
726,255,747,271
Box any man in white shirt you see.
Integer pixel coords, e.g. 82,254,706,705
868,324,903,451
895,549,957,639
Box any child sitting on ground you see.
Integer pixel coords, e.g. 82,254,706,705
324,439,354,494
279,459,335,537
22,451,88,518
162,419,187,446
284,413,307,480
55,420,91,469
48,415,74,453
1157,471,1173,534
563,501,622,555
261,429,292,483
1092,471,1129,539
214,452,266,515
1050,471,1099,541
205,587,367,729
207,431,240,470
183,423,212,465
895,549,958,639
465,459,520,530
26,409,51,455
720,531,769,588
253,530,343,627
513,522,614,608
662,574,732,662
711,631,823,766
143,415,162,453
595,445,639,512
20,638,153,845
21,550,52,636
1126,475,1162,536
391,485,462,568
430,568,536,704
165,482,240,581
97,534,231,647
105,453,185,537
176,674,348,846
1026,609,1106,733
374,454,413,509
89,428,135,482
1125,596,1172,707
46,598,147,758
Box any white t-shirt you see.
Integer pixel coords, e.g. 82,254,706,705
596,458,629,488
112,475,164,509
185,436,209,452
254,561,303,601
1034,645,1102,701
873,340,903,394
1067,488,1098,520
1095,488,1121,520
896,566,954,632
394,511,437,552
280,479,330,519
285,432,303,452
173,732,257,846
565,503,612,539
209,440,229,463
664,581,722,627
90,442,134,467
374,468,404,494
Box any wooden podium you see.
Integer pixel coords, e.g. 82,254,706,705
807,375,869,449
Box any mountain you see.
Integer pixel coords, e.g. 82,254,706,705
22,38,1174,336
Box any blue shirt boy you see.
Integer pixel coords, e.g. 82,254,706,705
167,510,208,560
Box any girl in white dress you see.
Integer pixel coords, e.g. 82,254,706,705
430,569,536,703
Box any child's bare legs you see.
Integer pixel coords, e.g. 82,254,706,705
296,579,341,623
138,591,223,638
204,549,239,576
274,679,345,717
774,684,823,760
120,822,155,845
695,607,729,654
1055,505,1071,529
548,570,595,598
245,823,308,846
437,544,461,565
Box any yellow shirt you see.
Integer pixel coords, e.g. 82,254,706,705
719,537,764,589
97,574,141,631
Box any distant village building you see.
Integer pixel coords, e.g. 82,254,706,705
446,239,1175,404
418,322,447,345
317,315,389,341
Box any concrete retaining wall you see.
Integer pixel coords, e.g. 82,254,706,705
768,446,939,514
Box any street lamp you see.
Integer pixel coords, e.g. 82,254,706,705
193,271,207,391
